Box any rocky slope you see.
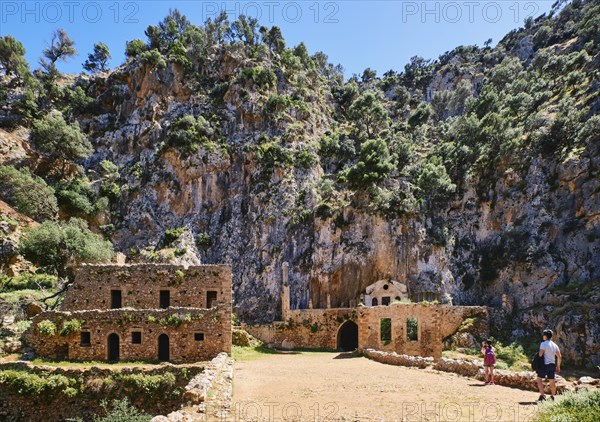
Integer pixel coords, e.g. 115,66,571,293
1,1,599,365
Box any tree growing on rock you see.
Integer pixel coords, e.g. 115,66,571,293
346,138,395,189
30,111,92,179
348,91,390,141
39,28,76,77
0,35,29,79
82,42,111,73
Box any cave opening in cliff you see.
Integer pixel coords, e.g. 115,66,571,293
337,321,358,351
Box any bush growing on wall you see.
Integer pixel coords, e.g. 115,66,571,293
37,320,57,337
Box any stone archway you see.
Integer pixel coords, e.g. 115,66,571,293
337,321,358,351
107,333,119,361
158,334,170,362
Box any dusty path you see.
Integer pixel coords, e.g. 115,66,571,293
233,352,543,422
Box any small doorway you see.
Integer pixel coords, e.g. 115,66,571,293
158,334,170,362
107,333,119,361
337,321,358,351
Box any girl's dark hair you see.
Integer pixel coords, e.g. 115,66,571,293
485,339,493,346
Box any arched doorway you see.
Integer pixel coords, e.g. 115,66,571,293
107,333,119,361
337,321,358,351
158,334,170,362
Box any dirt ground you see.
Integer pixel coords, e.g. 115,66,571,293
232,351,545,422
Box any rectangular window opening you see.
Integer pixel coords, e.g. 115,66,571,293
111,290,122,309
407,317,418,342
380,318,392,344
206,291,217,308
194,333,204,341
381,296,391,306
159,290,170,309
132,332,142,344
80,331,91,346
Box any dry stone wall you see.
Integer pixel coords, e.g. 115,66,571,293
363,350,571,393
25,307,231,363
0,361,204,422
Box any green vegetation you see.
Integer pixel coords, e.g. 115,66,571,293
115,372,177,395
159,314,182,327
30,111,92,179
36,320,58,337
0,368,187,413
380,318,392,344
0,165,58,221
0,35,28,78
232,345,278,361
167,115,215,155
406,318,418,342
93,398,152,422
60,319,83,336
494,341,530,371
0,370,78,398
0,0,597,338
19,218,114,280
195,232,212,249
0,273,57,291
163,227,185,245
83,43,111,73
533,389,600,422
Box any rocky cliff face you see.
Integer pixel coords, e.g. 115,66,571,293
76,49,599,365
2,1,599,366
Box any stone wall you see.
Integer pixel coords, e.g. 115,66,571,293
358,303,488,360
245,304,487,356
24,307,231,363
363,350,571,393
244,308,358,350
62,264,232,311
0,361,204,421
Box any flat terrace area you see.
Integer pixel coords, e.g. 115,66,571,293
233,351,543,422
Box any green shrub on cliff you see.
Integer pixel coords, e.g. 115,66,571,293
19,218,114,280
0,165,58,221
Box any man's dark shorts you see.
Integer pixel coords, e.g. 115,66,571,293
537,363,556,380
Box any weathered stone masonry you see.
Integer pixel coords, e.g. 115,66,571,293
357,303,487,359
25,264,232,363
245,283,488,359
63,264,230,310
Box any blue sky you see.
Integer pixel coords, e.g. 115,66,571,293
1,1,554,77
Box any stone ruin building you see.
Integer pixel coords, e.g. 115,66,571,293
25,264,232,363
362,279,409,306
245,264,488,359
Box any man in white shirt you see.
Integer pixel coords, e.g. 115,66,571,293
536,329,562,401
